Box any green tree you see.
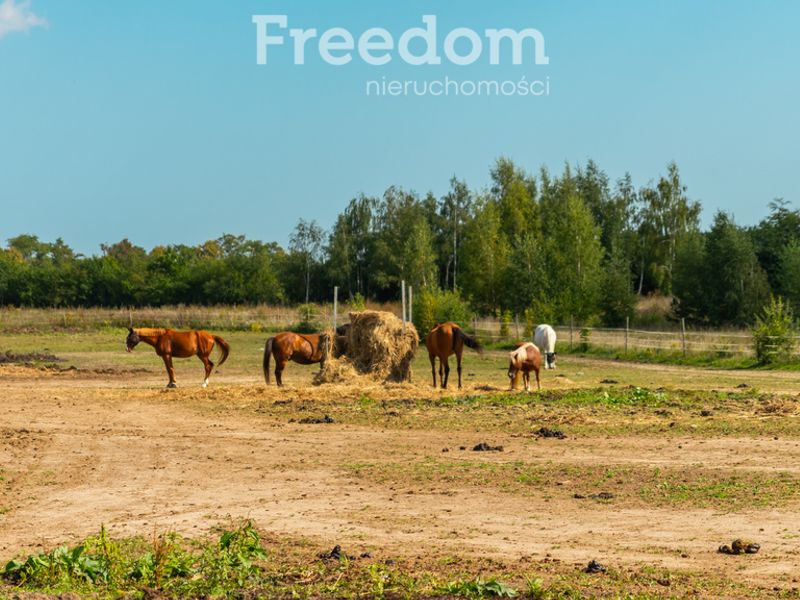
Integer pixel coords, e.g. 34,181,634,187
289,219,324,305
702,212,771,325
634,162,701,295
778,239,800,311
460,197,510,312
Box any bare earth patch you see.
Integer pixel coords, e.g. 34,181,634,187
2,361,800,597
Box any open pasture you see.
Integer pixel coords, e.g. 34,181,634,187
2,329,800,597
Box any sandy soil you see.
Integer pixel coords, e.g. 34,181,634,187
1,362,799,594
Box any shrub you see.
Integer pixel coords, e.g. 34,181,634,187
753,296,796,364
412,288,472,335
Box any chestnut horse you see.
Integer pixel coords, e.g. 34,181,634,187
425,322,482,389
125,327,230,388
507,342,541,391
263,332,330,386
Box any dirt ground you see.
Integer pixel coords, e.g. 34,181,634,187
2,355,800,597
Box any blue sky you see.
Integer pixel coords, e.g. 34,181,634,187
1,0,798,255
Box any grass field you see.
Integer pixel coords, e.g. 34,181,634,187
2,328,800,598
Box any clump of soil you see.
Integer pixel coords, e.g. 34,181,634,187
535,427,566,439
472,442,503,452
600,379,619,384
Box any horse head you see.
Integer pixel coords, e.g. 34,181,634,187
125,327,140,352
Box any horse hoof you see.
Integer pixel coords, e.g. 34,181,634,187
201,383,208,389
166,383,177,389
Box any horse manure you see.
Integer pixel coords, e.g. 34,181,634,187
535,427,566,439
719,539,760,555
472,442,503,452
297,415,335,424
736,383,750,388
700,410,713,417
584,559,606,573
654,409,671,417
592,491,615,500
600,379,618,384
459,446,466,451
442,447,449,452
318,545,357,561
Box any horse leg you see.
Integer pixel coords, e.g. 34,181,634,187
456,350,463,389
429,354,437,387
163,355,177,388
525,372,531,392
535,368,541,391
442,357,450,389
200,355,213,388
276,359,288,387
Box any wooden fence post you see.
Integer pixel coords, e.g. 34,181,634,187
625,316,629,354
569,316,574,350
681,318,687,356
333,286,338,331
408,286,413,327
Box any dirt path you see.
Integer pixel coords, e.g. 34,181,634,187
2,371,799,593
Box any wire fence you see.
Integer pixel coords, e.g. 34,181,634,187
0,305,792,358
464,317,800,358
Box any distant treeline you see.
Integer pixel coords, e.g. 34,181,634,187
1,158,798,327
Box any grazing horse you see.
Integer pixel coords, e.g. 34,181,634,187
534,324,557,369
425,322,482,389
125,327,230,388
508,342,541,391
263,332,330,386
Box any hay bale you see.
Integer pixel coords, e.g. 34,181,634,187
345,310,419,382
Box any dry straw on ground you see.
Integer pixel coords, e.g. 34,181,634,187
314,310,419,384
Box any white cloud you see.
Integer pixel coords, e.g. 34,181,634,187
0,0,47,39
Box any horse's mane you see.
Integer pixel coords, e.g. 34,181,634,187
135,328,169,337
510,343,532,362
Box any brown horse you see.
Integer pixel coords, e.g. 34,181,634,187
125,327,230,388
425,322,482,389
263,332,330,386
507,342,541,391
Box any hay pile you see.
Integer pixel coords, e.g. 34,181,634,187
312,311,419,384
312,355,360,385
346,310,418,382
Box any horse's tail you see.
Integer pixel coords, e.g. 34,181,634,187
455,326,483,355
263,337,274,385
212,335,230,368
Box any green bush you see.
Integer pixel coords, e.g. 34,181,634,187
753,296,796,364
412,288,472,335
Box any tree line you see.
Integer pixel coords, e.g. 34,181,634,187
1,157,798,327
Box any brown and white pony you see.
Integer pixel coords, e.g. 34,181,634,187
508,342,541,391
263,332,330,386
125,328,230,388
425,322,482,389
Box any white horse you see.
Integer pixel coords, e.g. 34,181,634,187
534,324,557,369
